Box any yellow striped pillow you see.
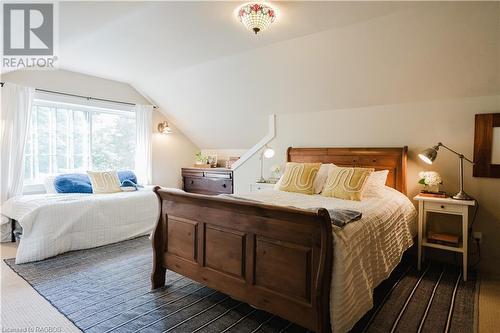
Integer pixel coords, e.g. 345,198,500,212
87,170,122,194
321,167,374,201
278,162,321,195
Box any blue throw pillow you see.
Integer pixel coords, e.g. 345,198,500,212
117,170,138,185
54,174,93,193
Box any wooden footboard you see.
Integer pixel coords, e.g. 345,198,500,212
151,187,333,333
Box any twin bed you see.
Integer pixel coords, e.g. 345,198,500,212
1,188,159,264
152,147,417,333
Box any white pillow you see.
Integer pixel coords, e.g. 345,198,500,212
363,170,389,197
314,163,335,194
274,163,335,194
43,175,58,194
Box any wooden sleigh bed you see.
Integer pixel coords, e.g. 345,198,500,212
151,147,408,333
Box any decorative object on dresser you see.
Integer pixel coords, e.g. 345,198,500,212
207,155,218,168
225,156,240,169
473,113,500,178
194,152,209,168
153,147,408,333
181,167,233,195
419,142,474,200
414,195,476,281
257,145,275,183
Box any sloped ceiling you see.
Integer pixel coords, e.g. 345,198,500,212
11,2,500,148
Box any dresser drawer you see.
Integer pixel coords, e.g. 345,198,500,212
424,201,464,214
184,176,232,195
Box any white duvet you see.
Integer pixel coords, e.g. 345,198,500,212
1,188,159,264
233,187,417,333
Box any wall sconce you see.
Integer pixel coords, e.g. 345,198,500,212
157,121,172,134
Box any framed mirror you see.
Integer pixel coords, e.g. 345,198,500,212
473,113,500,178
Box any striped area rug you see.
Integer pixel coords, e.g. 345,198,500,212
5,237,477,333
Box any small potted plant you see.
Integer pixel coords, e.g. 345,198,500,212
418,171,443,193
194,152,208,167
269,164,282,183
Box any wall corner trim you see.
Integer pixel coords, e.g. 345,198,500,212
231,114,276,170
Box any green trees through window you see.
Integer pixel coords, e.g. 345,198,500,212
24,100,136,185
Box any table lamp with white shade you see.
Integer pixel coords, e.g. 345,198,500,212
418,142,474,200
257,146,275,183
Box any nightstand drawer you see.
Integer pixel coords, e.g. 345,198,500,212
424,201,464,214
250,183,275,192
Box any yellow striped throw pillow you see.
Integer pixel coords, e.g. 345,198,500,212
321,167,374,201
278,162,321,195
87,170,122,194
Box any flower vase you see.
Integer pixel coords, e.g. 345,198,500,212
425,184,440,193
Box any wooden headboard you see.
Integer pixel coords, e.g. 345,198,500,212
287,147,408,194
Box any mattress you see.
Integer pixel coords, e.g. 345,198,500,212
233,187,417,333
1,188,159,264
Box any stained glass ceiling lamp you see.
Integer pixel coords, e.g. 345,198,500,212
237,3,277,34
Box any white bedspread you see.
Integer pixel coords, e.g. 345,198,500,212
233,187,417,333
1,189,159,264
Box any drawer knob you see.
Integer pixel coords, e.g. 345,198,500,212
441,205,445,209
190,180,194,185
222,184,227,188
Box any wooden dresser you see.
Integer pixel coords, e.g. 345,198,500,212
181,168,233,195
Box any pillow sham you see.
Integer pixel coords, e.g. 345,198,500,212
274,163,335,193
321,166,374,201
363,170,389,197
43,175,58,194
314,163,336,194
54,174,93,193
87,170,122,194
117,170,138,185
278,162,321,195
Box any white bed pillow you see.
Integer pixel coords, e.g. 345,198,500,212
43,175,58,194
314,163,335,194
274,163,335,194
363,170,389,197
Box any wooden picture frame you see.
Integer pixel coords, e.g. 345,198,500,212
473,113,500,178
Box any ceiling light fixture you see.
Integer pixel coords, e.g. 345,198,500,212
237,3,276,34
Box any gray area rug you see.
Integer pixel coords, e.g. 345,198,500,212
5,237,477,333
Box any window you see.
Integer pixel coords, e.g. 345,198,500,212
24,97,136,185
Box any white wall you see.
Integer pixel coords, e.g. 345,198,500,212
161,3,500,275
1,69,199,188
233,96,500,275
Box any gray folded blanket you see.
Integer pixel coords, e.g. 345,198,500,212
323,209,362,228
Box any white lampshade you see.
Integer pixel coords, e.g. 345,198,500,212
263,147,275,158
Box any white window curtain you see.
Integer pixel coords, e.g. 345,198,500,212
135,104,153,185
0,83,35,241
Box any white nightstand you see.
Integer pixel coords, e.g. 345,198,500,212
414,195,476,281
249,182,275,192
